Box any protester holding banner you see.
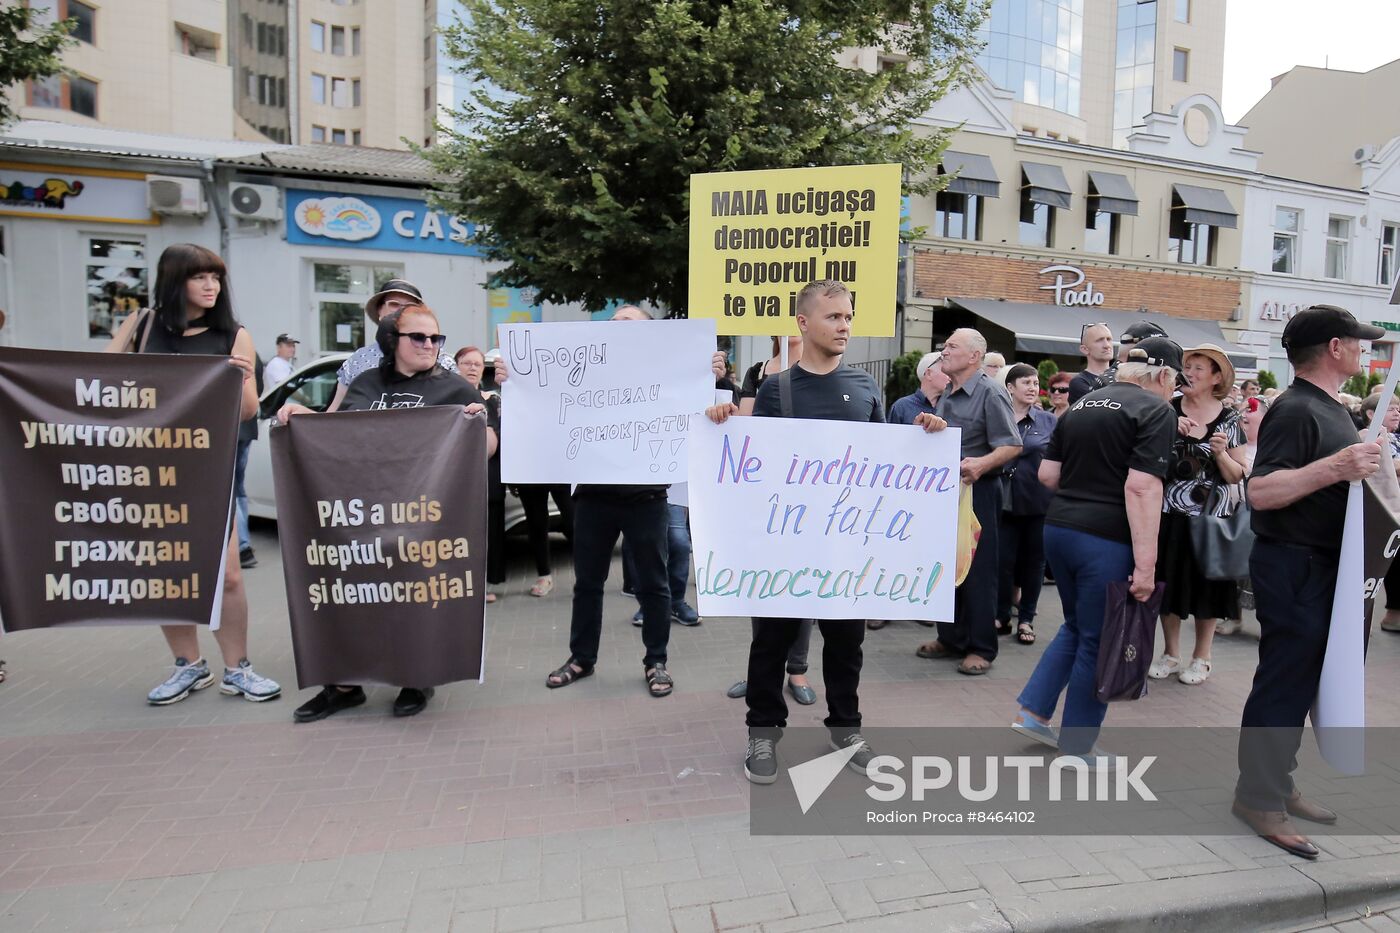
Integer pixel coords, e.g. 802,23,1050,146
1147,345,1247,686
455,346,507,603
997,363,1057,645
1359,391,1400,633
917,328,1021,675
326,279,458,413
278,304,492,721
705,280,948,786
1011,336,1180,759
1234,305,1386,859
104,243,282,706
515,483,572,597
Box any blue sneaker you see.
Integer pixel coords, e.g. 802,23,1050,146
148,657,215,705
671,601,702,626
220,660,282,702
631,609,644,627
1010,711,1059,749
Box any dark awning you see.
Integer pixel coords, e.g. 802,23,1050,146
939,151,1000,198
1087,171,1139,216
945,297,1255,368
1172,184,1238,229
1022,162,1072,210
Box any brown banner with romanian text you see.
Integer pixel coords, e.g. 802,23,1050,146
271,406,488,689
0,348,242,632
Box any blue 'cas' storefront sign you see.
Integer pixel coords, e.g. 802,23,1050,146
284,189,482,256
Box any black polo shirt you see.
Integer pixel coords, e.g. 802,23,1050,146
1249,378,1358,551
1044,381,1174,545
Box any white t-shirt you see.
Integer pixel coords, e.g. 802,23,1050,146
265,355,295,388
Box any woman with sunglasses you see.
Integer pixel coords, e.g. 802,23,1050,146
278,305,496,721
1047,372,1072,418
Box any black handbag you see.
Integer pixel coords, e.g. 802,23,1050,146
1187,485,1254,581
1096,580,1165,703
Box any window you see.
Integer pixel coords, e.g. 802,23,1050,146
244,68,255,98
424,85,432,110
1169,213,1215,265
257,74,268,105
331,25,345,55
310,21,325,52
1084,209,1121,255
257,21,267,53
425,34,433,59
85,238,148,340
351,27,361,55
177,25,219,62
332,128,346,144
934,190,981,241
241,13,253,47
1175,0,1189,22
1381,223,1399,286
352,130,361,145
311,73,326,104
312,262,400,352
351,79,360,107
68,0,95,44
1019,189,1055,248
1325,215,1351,279
1272,208,1300,274
331,77,348,107
311,125,326,142
1172,48,1189,82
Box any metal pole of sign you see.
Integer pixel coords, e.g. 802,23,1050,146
779,336,788,373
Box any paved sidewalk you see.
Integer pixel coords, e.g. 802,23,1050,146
1,525,1398,931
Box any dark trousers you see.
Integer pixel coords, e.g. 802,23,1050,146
997,513,1047,624
622,503,692,605
569,496,669,668
518,484,573,576
1236,540,1337,810
937,476,1002,662
746,619,863,729
1386,557,1400,611
487,475,507,585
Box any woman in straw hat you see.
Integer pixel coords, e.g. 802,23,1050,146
1147,344,1248,686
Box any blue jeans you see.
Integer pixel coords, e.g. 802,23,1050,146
234,437,252,552
1016,524,1133,754
624,503,693,607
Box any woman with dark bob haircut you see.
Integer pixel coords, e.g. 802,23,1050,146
106,243,282,707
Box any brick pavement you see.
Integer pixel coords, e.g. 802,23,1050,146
1,525,1399,931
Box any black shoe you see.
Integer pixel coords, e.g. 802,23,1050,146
239,547,257,569
393,686,435,717
293,686,365,723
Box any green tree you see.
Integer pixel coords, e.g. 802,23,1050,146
1342,372,1384,398
1036,359,1058,409
1256,370,1277,391
0,5,75,128
425,0,989,314
885,349,923,410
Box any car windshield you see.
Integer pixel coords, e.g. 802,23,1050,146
261,361,341,417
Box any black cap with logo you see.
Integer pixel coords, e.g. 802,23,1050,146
1119,321,1169,345
1281,304,1385,350
1124,335,1184,372
275,333,299,345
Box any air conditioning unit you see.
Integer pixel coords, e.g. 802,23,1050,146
228,183,282,222
147,175,206,215
1354,144,1377,164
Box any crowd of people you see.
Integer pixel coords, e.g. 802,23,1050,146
19,242,1393,863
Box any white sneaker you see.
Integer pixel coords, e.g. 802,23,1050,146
1214,619,1242,636
1147,654,1180,680
1178,658,1212,685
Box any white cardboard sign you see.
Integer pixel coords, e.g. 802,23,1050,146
687,416,962,621
500,319,716,484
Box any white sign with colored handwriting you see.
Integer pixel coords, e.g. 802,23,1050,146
687,416,962,622
500,319,717,484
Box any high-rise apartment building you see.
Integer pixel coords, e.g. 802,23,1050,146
229,0,292,142
975,0,1226,148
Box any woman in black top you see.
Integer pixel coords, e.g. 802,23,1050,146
279,305,494,721
106,243,281,707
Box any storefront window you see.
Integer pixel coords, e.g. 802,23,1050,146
311,262,401,354
934,190,981,241
1272,208,1299,274
85,237,148,340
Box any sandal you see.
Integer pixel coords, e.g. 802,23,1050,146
1016,623,1036,645
546,658,593,689
957,655,992,676
996,620,1014,637
530,576,554,598
646,663,674,698
866,619,888,630
916,640,958,660
0,660,6,684
485,592,498,604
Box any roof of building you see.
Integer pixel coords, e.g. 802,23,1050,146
220,144,442,184
0,120,273,162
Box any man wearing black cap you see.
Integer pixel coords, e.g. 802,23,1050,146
327,278,458,412
265,333,299,389
1068,321,1169,405
1234,304,1385,859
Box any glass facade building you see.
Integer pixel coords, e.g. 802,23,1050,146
1112,0,1157,147
977,0,1085,118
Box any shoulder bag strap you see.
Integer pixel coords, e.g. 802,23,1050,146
132,308,155,354
778,366,795,419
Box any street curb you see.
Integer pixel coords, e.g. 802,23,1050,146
974,852,1400,932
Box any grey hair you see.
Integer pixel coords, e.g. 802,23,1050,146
1116,362,1176,387
916,351,942,379
950,327,987,354
612,304,653,320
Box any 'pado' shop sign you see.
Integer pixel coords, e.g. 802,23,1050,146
285,189,482,256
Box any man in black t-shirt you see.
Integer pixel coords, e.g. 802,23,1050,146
1066,323,1114,406
1067,320,1169,405
706,280,947,786
1234,305,1384,860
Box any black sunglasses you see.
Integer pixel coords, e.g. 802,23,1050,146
398,331,447,348
1080,322,1110,341
1049,386,1070,394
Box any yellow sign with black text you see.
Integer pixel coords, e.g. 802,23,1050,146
688,164,901,337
